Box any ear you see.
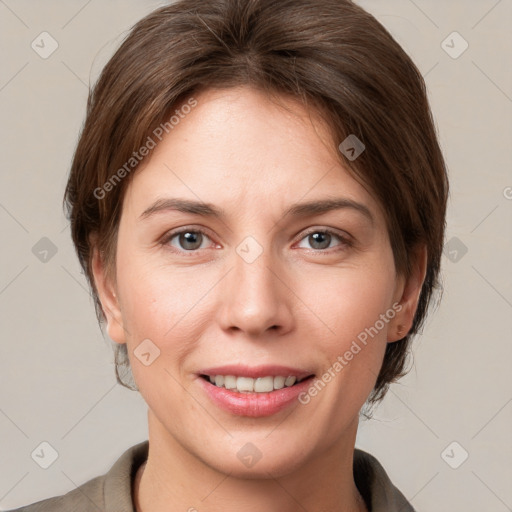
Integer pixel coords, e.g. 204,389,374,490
388,244,427,343
90,239,127,345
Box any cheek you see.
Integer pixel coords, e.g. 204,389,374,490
115,254,214,369
299,257,397,402
303,260,396,344
116,249,190,330
114,263,194,405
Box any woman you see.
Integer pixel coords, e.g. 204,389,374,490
10,0,448,510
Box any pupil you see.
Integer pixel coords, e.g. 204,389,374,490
310,232,330,250
181,231,201,250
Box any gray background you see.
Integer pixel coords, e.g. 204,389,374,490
1,1,511,510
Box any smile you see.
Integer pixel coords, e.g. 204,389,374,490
200,374,311,393
196,365,316,417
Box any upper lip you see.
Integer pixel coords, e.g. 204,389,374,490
198,364,315,381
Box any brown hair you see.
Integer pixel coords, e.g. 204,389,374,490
63,0,448,404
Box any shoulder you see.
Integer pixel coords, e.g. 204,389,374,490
6,440,149,512
6,475,104,512
353,448,416,512
5,471,105,512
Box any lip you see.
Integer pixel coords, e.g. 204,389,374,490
196,365,315,417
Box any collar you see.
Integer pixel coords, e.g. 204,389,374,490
103,441,415,512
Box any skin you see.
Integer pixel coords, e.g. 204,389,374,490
91,86,426,512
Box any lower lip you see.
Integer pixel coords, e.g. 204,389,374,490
198,376,314,417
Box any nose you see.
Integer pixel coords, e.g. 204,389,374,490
217,242,295,338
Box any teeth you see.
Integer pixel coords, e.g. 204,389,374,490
284,376,296,387
254,376,274,392
237,376,254,392
206,374,303,393
273,376,285,389
224,375,237,389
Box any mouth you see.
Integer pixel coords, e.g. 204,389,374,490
196,365,316,417
199,373,315,393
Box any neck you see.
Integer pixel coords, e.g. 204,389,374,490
134,410,367,512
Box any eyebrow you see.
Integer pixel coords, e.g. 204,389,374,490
139,197,374,224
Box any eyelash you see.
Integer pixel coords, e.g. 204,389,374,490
160,226,352,255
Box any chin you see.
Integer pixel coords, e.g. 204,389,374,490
198,433,315,479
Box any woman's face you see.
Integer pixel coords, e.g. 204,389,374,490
95,86,419,477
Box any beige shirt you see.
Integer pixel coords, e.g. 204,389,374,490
9,441,415,511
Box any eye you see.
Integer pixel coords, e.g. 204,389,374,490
162,228,215,253
161,227,352,254
296,229,351,252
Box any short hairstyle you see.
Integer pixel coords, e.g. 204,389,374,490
63,0,448,404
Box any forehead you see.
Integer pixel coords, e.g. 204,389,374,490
121,86,383,223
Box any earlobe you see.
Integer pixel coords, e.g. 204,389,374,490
90,244,127,345
388,245,427,343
